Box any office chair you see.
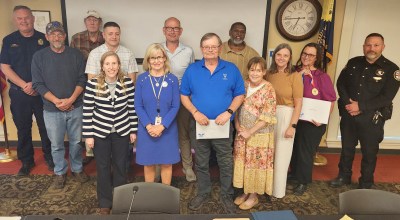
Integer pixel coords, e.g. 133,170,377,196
112,182,180,214
339,189,400,215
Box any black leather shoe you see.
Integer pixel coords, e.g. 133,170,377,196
330,176,351,187
17,162,35,176
287,173,297,181
358,182,373,189
82,156,94,166
294,184,307,196
188,193,210,211
45,158,55,171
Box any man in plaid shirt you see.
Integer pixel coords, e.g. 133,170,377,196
70,10,104,62
70,10,105,165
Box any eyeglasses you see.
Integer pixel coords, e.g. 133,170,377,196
164,27,181,32
301,52,316,58
49,33,65,38
201,45,220,51
149,56,165,62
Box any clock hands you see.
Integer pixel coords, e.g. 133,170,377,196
283,17,306,20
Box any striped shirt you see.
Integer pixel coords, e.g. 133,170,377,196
85,44,138,75
82,76,138,138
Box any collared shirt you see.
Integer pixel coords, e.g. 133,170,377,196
0,30,49,86
70,30,104,61
219,41,260,80
180,58,245,120
337,55,399,113
162,42,195,85
85,44,138,75
301,69,336,101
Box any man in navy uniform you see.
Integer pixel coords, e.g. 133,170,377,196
331,33,399,189
0,5,53,175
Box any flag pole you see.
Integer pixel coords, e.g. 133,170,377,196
0,78,17,163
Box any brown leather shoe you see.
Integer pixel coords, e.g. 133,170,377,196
99,208,111,215
72,171,89,183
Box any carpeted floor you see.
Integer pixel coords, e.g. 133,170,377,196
1,174,400,216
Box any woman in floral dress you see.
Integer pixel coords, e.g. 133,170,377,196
233,57,277,210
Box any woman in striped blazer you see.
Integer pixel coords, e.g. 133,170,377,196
82,51,138,214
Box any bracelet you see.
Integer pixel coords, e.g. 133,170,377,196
192,110,198,115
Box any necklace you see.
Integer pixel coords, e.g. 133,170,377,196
153,76,162,87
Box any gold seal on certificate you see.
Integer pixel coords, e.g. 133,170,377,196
312,88,319,96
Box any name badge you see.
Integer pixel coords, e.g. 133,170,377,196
155,116,162,125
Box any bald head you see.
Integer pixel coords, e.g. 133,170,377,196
163,17,182,44
164,17,181,27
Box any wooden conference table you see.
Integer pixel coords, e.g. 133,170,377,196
23,214,400,220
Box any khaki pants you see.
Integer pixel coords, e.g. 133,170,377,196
177,104,193,170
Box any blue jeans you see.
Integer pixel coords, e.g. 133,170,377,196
43,106,83,175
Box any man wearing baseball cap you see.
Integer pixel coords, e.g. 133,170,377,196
70,10,104,61
32,21,89,189
70,10,105,166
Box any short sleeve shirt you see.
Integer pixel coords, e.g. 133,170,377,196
85,44,138,75
266,71,303,106
180,58,245,119
0,30,49,85
219,41,260,80
162,42,195,85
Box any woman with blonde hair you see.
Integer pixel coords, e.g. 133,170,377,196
82,51,138,215
135,43,180,185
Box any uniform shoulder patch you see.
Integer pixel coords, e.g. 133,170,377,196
394,70,400,81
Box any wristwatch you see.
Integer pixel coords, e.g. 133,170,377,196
291,124,297,129
226,108,234,115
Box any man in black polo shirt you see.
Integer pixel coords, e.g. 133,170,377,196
0,5,53,175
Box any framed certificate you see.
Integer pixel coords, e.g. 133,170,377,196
32,10,51,34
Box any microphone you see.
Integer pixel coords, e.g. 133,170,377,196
126,186,139,220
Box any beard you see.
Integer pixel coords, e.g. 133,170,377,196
365,51,380,61
51,41,64,49
231,38,244,45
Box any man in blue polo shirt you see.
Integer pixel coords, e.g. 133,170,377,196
0,5,53,175
181,33,245,213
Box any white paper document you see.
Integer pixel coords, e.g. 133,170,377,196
299,97,331,124
196,120,230,139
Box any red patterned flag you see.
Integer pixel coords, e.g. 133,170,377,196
317,0,335,70
0,69,7,123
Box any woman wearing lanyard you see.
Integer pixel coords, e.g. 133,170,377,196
135,43,180,185
82,51,137,215
266,43,303,198
291,43,336,195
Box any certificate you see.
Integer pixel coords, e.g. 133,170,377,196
196,120,230,139
299,98,332,124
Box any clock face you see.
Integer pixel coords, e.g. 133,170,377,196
276,0,322,41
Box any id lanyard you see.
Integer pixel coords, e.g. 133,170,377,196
149,74,166,119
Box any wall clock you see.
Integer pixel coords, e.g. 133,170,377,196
276,0,322,41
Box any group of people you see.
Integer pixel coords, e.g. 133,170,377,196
1,5,399,216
